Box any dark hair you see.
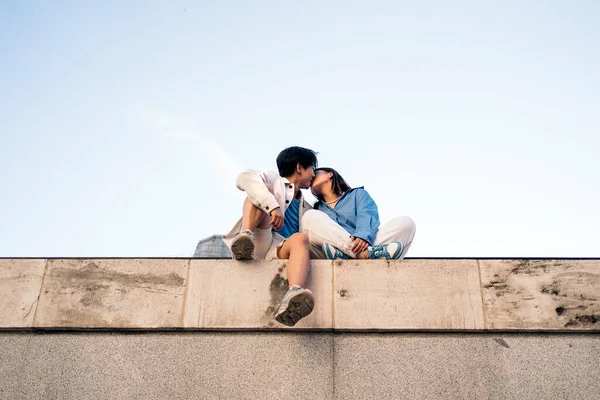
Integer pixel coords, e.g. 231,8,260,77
276,146,318,177
313,167,351,201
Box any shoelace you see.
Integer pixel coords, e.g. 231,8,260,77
369,244,388,259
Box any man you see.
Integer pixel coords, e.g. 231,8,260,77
223,146,317,326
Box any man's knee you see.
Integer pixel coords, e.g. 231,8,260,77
277,233,309,259
289,232,309,246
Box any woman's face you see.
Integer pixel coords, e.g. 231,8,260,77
310,170,332,196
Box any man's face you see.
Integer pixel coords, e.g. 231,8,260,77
297,164,316,189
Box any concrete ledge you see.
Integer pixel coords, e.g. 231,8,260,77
1,258,599,331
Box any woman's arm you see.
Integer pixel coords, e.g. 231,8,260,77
352,189,381,245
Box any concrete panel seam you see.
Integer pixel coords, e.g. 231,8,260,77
180,259,192,328
31,259,49,328
196,262,201,328
476,259,488,330
331,261,335,330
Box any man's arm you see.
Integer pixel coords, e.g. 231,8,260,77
352,189,380,245
236,170,281,214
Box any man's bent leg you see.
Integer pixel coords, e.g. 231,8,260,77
242,198,271,231
232,198,273,260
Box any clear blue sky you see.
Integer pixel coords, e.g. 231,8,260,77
1,1,599,257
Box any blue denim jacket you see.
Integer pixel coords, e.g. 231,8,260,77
314,187,380,244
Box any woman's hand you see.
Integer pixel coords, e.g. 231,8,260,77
270,208,284,230
351,236,369,254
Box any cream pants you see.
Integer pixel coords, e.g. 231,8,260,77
300,209,416,259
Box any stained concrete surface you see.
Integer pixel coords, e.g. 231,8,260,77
0,259,46,328
3,259,600,331
1,332,599,400
185,259,332,329
34,259,189,328
480,259,600,330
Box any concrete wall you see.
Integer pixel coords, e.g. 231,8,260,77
2,258,599,399
1,258,599,331
1,332,599,400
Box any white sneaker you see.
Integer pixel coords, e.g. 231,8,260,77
367,242,403,260
322,242,351,260
275,285,314,327
231,229,255,260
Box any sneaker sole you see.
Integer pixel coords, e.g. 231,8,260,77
275,291,315,327
231,235,254,260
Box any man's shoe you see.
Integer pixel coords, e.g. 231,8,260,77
367,242,403,260
322,243,351,260
275,285,314,327
231,229,255,260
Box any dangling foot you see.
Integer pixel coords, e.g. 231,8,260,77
275,285,314,327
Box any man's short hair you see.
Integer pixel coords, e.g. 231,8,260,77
276,146,318,177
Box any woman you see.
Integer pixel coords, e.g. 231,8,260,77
301,167,416,260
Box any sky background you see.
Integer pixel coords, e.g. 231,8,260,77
1,1,599,257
